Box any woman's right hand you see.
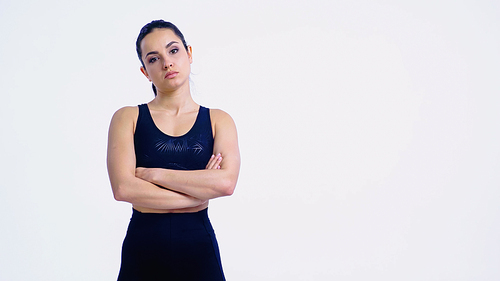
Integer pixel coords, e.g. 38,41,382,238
205,153,223,170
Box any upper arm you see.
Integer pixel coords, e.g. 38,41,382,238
107,106,139,196
211,109,240,187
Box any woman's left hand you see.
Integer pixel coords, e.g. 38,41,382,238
205,153,223,170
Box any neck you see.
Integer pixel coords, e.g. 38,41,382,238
150,84,197,114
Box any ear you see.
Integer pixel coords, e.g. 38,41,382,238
187,45,193,64
140,66,151,81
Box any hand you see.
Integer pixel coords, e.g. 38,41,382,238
205,153,222,170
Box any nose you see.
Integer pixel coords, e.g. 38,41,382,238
164,61,173,69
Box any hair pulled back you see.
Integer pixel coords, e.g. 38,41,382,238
136,20,189,95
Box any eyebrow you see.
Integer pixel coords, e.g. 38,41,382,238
145,41,179,58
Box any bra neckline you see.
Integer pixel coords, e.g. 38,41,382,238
144,104,202,138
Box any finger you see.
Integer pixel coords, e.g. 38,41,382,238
205,154,215,169
205,155,217,170
215,155,223,167
206,154,219,169
206,154,222,169
209,155,222,169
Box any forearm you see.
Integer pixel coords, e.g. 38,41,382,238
139,168,237,201
111,176,205,210
107,106,205,210
130,108,240,201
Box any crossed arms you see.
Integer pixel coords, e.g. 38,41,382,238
106,106,240,210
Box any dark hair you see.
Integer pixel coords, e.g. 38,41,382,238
136,20,189,95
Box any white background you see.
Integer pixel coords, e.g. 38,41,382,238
1,0,499,280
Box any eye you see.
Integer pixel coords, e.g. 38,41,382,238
170,48,179,54
148,57,158,64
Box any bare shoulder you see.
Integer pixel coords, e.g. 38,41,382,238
110,106,139,124
109,106,139,133
112,106,138,120
209,108,235,124
209,109,238,142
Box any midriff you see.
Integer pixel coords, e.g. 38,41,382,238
132,201,209,214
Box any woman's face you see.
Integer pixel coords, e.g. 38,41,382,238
140,28,192,92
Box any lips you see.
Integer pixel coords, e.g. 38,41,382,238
165,71,178,79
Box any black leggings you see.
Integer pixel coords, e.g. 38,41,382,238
117,208,225,281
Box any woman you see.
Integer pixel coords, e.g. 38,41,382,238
107,20,240,280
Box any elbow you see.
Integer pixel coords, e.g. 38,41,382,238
112,184,129,202
113,191,124,202
220,178,237,197
113,189,125,202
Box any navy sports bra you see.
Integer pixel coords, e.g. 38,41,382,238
134,104,214,170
